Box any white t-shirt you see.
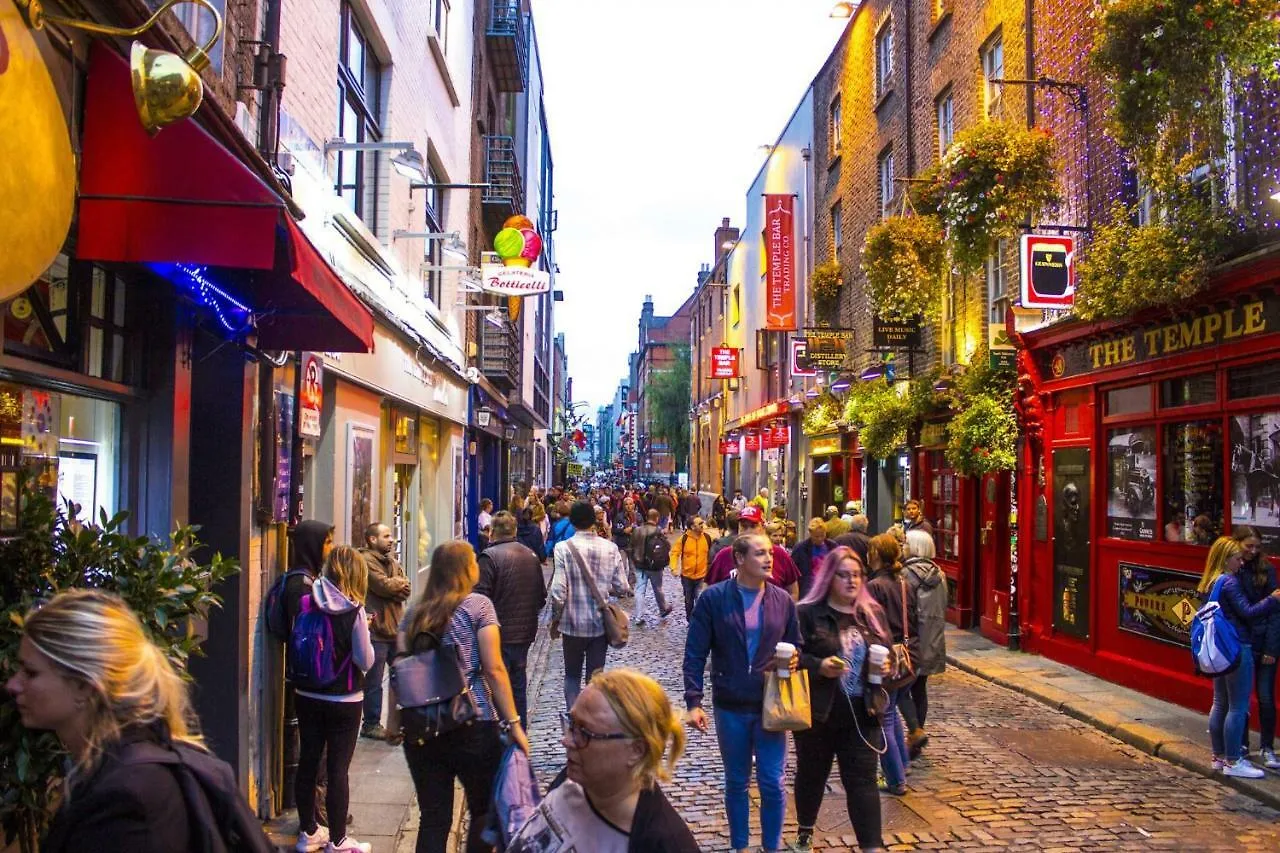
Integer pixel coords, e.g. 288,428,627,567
507,780,628,853
478,510,493,531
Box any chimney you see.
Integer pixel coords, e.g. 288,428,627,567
713,217,740,283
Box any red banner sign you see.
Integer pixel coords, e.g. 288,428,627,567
765,194,796,331
720,437,740,455
761,425,773,448
773,420,790,445
710,346,740,379
744,431,761,452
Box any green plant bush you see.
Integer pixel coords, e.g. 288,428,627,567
944,345,1020,476
802,392,842,436
844,381,913,459
862,215,945,321
811,260,844,323
0,489,239,852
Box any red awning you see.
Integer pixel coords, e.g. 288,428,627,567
76,43,373,352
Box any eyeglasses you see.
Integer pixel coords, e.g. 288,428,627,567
834,570,860,581
560,711,634,748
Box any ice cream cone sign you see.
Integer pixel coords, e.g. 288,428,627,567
481,213,552,304
493,214,543,268
0,1,76,299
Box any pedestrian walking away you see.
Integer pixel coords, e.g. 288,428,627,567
630,508,674,626
391,540,530,853
704,505,801,599
1197,535,1280,777
674,516,712,621
864,533,917,796
902,529,947,757
684,533,802,853
1233,525,1280,767
292,546,376,853
475,510,549,728
359,522,412,741
551,501,629,709
834,514,872,567
793,547,893,853
8,589,274,853
506,669,700,852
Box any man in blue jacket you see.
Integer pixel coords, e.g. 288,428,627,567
684,533,801,853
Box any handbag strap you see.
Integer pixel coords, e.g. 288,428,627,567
899,576,910,643
566,539,608,609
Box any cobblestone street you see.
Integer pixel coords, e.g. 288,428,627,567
525,570,1280,852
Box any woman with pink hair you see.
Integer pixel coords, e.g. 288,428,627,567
791,547,893,852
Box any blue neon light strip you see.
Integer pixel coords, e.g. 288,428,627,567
147,263,254,334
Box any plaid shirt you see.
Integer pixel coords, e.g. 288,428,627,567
550,530,626,637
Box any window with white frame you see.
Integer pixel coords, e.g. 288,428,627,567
832,201,843,258
830,94,843,155
336,2,384,227
936,88,954,157
875,21,894,97
982,34,1004,118
987,239,1009,327
878,149,895,220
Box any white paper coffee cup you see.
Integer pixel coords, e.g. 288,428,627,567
868,644,889,684
775,641,796,678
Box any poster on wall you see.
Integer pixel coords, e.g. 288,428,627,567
274,392,295,522
1230,411,1280,551
299,354,324,438
1118,562,1203,648
453,442,466,541
346,423,376,545
1106,427,1156,541
57,453,96,522
1052,447,1091,638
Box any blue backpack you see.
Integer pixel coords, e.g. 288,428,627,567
545,517,573,559
287,595,355,692
1191,575,1242,677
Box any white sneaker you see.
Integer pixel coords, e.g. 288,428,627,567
296,826,329,852
327,837,372,853
1262,749,1280,769
1223,758,1266,779
1212,756,1226,771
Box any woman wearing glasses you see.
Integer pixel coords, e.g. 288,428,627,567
507,669,700,852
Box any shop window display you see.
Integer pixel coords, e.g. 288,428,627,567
1163,420,1223,544
1230,410,1280,550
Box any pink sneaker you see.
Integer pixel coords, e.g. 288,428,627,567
326,837,372,853
296,826,329,852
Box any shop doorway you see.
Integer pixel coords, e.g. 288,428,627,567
392,463,415,572
978,471,1012,642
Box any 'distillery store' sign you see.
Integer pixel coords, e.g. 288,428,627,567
1043,294,1276,379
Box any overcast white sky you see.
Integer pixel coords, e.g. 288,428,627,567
535,0,845,410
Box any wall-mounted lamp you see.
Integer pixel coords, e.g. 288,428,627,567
830,1,860,18
858,367,883,383
325,138,423,179
504,426,517,441
393,230,459,242
831,374,855,392
17,0,224,134
477,408,492,427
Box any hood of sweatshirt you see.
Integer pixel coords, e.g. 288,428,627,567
905,558,944,589
311,576,360,614
291,520,334,575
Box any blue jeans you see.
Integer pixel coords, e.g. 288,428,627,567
362,639,392,729
714,707,786,851
1210,644,1254,761
879,688,910,786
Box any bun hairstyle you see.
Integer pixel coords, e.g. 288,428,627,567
23,589,202,775
589,669,685,789
868,533,903,575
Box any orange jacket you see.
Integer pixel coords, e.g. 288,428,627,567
675,531,712,580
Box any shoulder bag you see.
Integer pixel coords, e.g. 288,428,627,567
566,539,629,649
884,576,916,691
390,615,481,743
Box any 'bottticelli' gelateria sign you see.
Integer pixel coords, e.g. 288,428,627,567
1043,294,1276,379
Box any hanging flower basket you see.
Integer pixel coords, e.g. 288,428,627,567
945,348,1019,476
913,122,1059,272
811,260,844,323
802,392,842,435
1091,0,1280,169
862,215,945,322
844,380,913,459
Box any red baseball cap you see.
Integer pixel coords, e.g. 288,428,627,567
739,505,764,525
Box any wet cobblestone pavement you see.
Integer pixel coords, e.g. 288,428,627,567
525,569,1280,851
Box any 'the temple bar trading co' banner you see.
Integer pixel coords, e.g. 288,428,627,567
765,194,795,331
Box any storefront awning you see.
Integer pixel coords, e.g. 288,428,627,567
75,44,373,352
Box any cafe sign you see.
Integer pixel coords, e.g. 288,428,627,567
1043,293,1276,380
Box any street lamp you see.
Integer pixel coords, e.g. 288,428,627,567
830,2,860,18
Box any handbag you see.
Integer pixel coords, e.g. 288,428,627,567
762,669,812,732
566,540,630,649
884,576,916,692
390,627,481,744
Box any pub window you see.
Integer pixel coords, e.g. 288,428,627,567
1161,372,1217,408
1105,384,1152,417
982,33,1004,118
1228,360,1280,400
1163,419,1224,545
928,450,960,560
987,239,1009,327
1230,411,1280,541
1106,426,1157,541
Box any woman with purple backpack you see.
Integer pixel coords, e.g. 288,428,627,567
294,546,375,853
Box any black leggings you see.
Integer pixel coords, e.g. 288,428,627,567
295,695,363,842
911,675,930,728
403,722,505,853
793,705,884,850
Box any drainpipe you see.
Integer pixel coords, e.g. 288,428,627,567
904,0,915,177
257,0,285,161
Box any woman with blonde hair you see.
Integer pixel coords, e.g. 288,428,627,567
1198,536,1280,778
395,539,528,853
506,668,700,852
294,545,376,852
5,589,271,852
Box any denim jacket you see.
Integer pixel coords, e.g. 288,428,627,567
1237,559,1280,658
1218,571,1280,643
683,579,801,712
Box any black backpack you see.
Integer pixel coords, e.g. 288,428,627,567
642,530,671,570
119,740,274,853
263,569,312,642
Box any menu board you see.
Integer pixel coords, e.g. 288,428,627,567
1107,427,1156,541
1052,447,1091,638
1163,420,1224,544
